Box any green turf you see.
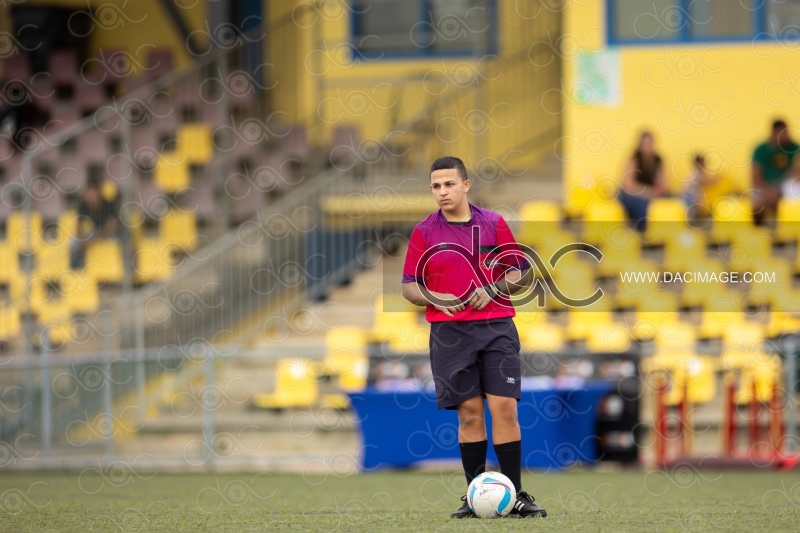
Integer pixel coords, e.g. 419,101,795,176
1,469,799,532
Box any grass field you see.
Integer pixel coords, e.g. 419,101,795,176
2,468,800,532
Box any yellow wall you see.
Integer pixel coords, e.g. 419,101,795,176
563,0,800,195
22,0,207,71
266,0,561,169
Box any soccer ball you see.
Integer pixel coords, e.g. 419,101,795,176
466,471,516,518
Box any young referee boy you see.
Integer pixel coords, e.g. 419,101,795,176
401,156,547,518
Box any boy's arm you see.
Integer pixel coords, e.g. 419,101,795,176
402,282,467,318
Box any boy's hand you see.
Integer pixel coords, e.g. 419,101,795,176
466,286,495,311
430,292,466,317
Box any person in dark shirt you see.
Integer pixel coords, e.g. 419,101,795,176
0,85,46,150
752,119,799,221
618,131,667,231
69,179,120,269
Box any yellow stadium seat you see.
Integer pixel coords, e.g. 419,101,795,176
663,228,705,272
32,238,69,281
517,321,565,352
586,324,631,352
517,201,575,249
0,306,20,340
698,311,746,340
58,209,78,236
565,305,614,340
0,240,21,284
736,364,781,404
594,224,644,277
775,199,800,243
519,200,561,223
582,202,627,247
767,311,800,337
27,278,52,316
700,175,738,212
36,297,71,326
319,393,351,410
548,259,597,310
35,295,72,348
722,350,781,404
336,356,369,393
788,248,800,277
8,275,27,310
7,211,42,254
654,323,696,347
614,273,678,312
160,210,198,252
84,239,124,284
680,280,732,311
728,226,773,272
630,311,681,341
647,352,717,405
128,211,145,245
722,321,765,348
371,295,422,344
709,196,752,243
645,198,688,245
177,123,213,164
563,183,594,218
252,358,319,409
746,260,800,310
134,238,176,284
59,271,100,314
323,325,371,392
512,308,546,330
154,151,189,193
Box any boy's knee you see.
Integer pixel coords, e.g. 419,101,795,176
457,398,484,424
490,398,518,422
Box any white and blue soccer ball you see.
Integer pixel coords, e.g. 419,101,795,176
466,471,516,518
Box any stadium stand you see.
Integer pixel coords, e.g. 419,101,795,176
0,47,319,353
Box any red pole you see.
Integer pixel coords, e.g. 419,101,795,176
725,375,736,456
655,376,667,465
678,374,688,458
749,378,760,454
770,377,783,457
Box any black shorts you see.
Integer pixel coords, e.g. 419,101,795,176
428,317,522,410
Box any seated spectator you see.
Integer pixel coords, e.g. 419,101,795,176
682,155,723,218
752,119,799,221
0,86,47,149
618,131,667,231
70,178,120,269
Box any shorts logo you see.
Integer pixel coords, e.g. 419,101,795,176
506,377,515,384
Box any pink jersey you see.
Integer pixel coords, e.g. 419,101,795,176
402,203,530,323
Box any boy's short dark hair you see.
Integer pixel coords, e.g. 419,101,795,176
431,156,468,181
773,119,787,131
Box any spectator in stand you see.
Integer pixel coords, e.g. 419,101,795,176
0,85,46,149
70,178,120,269
682,155,723,219
618,131,668,231
752,119,799,222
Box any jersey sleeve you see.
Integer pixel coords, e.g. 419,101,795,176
402,227,427,285
495,216,531,272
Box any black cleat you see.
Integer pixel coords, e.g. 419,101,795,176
450,495,476,519
506,491,547,518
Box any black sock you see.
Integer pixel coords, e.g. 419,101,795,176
494,440,522,493
460,440,487,487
